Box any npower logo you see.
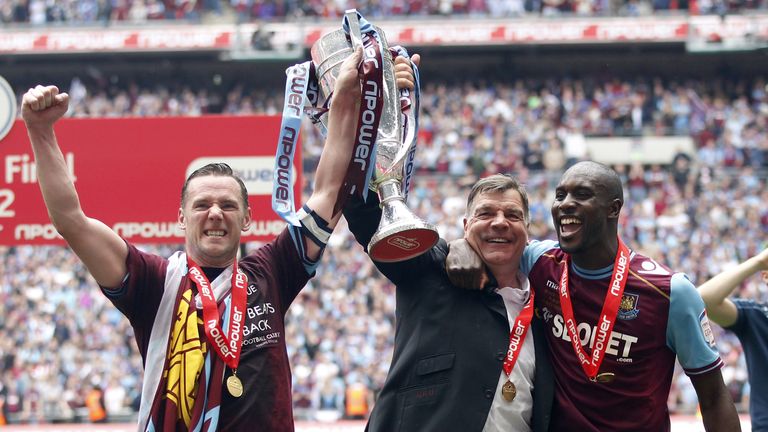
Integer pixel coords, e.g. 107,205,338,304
186,156,296,196
0,76,16,142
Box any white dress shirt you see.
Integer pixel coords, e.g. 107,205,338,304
482,274,536,432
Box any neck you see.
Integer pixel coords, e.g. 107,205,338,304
187,252,236,268
491,267,521,289
570,237,620,270
201,266,227,281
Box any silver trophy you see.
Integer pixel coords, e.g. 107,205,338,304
311,10,438,262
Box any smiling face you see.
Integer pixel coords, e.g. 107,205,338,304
464,188,529,281
551,162,623,268
178,175,252,267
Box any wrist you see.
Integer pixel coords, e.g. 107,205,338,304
25,123,56,138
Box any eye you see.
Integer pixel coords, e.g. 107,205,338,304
474,211,491,219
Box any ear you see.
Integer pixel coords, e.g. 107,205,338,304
178,207,186,230
463,217,469,232
608,198,623,219
241,207,252,232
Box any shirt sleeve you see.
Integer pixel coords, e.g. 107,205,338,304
666,272,724,376
98,242,167,358
287,223,323,275
723,298,752,335
521,239,559,275
244,227,312,312
99,242,166,321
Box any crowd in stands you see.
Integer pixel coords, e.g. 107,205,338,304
0,72,765,423
0,0,764,26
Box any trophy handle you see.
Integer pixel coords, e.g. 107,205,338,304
368,179,439,262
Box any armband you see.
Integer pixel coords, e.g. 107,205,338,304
297,204,332,248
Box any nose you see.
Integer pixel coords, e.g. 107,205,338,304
557,193,577,211
490,211,508,228
208,205,224,220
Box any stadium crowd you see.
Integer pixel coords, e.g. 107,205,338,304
0,73,765,423
0,0,763,26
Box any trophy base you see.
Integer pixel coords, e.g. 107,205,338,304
368,220,439,263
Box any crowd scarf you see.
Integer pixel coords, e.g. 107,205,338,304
272,61,315,227
139,252,238,432
339,11,383,204
558,238,630,381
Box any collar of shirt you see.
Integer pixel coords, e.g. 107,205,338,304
495,273,531,306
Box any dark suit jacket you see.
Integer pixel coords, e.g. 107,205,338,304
344,194,553,432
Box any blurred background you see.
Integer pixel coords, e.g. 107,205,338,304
0,0,766,428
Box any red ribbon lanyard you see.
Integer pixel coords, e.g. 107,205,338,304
502,288,535,378
187,258,248,370
558,239,630,380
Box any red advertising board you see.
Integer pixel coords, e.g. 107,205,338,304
0,116,301,245
5,15,768,54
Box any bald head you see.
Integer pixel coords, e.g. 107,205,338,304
553,161,625,268
562,161,624,203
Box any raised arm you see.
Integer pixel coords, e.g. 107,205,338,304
698,248,768,327
302,49,419,261
690,370,741,432
22,85,128,287
301,47,364,260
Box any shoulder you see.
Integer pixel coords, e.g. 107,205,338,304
666,272,704,316
731,298,761,309
626,253,676,297
630,253,675,280
525,239,559,258
730,298,768,322
242,228,297,266
670,272,698,296
381,236,445,268
121,242,169,280
522,239,560,274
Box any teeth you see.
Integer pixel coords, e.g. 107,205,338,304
560,217,581,225
206,230,225,237
488,238,509,243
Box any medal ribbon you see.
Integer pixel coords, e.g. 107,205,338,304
558,238,630,380
502,288,535,378
187,258,248,370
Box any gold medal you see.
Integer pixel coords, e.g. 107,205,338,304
594,372,615,383
226,375,244,397
501,380,516,402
